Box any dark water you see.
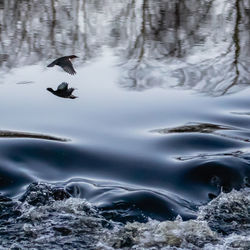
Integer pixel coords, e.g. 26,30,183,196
0,0,250,249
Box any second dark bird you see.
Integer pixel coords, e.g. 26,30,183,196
47,55,78,75
47,82,77,99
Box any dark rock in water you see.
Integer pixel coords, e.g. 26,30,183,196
19,182,71,206
52,187,71,201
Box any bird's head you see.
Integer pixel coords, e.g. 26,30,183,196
69,55,78,59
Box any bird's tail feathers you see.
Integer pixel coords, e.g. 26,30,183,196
47,62,55,67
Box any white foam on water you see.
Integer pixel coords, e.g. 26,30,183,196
99,188,250,249
0,185,249,249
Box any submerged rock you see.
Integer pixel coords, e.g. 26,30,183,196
19,182,71,206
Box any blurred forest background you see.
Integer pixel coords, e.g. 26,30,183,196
0,0,250,95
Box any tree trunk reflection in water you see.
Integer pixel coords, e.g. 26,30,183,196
0,0,250,95
222,0,241,95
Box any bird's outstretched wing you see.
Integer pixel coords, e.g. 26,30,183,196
61,60,76,75
47,60,57,67
57,82,68,91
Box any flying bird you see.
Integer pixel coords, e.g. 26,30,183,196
47,55,78,75
47,82,77,99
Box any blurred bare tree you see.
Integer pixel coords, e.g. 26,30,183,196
115,0,250,95
0,0,113,68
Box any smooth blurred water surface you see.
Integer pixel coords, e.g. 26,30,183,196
0,0,250,223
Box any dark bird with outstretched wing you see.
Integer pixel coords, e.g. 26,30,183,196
47,82,77,99
47,55,78,75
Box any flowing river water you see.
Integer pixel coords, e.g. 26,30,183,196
0,0,250,249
